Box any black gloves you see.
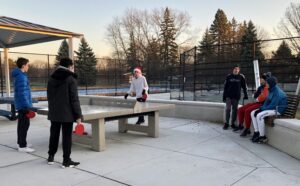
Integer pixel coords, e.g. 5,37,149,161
124,93,129,99
142,89,146,95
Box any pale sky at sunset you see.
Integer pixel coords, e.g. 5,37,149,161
1,0,297,57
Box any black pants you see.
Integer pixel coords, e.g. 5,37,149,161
48,121,73,161
17,109,30,148
136,98,145,122
225,98,239,125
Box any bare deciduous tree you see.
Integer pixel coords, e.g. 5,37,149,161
106,7,193,67
278,3,300,54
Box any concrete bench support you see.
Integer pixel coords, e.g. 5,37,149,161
267,119,300,160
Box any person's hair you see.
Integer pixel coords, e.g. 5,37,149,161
233,64,240,69
59,58,73,68
16,57,29,68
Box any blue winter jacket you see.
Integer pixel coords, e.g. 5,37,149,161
12,68,32,110
261,84,287,114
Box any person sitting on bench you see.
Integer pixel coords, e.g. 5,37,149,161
250,76,287,143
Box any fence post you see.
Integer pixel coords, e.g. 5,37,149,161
193,46,197,101
0,51,3,97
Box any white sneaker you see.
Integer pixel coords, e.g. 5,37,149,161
18,147,35,153
17,144,33,148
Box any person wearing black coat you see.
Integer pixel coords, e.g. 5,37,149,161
223,65,248,130
47,58,82,168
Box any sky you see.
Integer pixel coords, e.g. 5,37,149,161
0,0,297,58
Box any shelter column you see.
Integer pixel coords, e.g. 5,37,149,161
4,48,10,97
68,38,74,61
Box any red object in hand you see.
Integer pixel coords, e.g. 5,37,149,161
74,123,87,135
26,110,36,119
142,93,148,101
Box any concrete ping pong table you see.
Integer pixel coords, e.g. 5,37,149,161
38,96,175,152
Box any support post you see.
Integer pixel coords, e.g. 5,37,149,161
68,38,74,61
296,78,300,96
4,48,10,97
253,60,260,90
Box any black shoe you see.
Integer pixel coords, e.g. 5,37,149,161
62,159,80,168
240,128,250,137
47,155,54,165
233,125,244,132
258,136,268,144
223,123,229,130
136,120,145,125
252,132,260,143
231,124,237,129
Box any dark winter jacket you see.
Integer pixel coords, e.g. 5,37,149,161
223,73,248,100
12,68,32,110
47,67,82,122
261,77,287,114
253,85,264,99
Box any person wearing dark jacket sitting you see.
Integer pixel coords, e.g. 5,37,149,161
223,65,248,130
234,72,270,137
250,76,287,143
12,57,35,153
47,58,82,168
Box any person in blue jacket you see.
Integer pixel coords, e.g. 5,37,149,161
12,57,34,153
250,76,287,143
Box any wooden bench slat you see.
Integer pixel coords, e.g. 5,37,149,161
265,94,300,127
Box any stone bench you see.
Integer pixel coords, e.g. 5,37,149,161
267,118,300,160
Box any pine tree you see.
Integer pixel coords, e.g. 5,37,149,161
74,37,97,86
272,41,294,59
209,9,231,61
145,38,161,78
160,7,178,68
240,21,264,62
55,40,69,66
127,31,139,72
198,28,215,62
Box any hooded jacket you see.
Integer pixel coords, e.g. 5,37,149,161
12,68,32,110
47,67,82,122
261,77,287,114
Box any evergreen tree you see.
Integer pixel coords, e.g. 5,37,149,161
74,37,97,86
145,38,161,78
272,41,294,59
240,21,264,62
55,39,69,66
198,28,214,62
209,9,231,61
127,31,139,71
160,7,178,68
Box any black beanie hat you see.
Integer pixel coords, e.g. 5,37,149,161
60,58,73,68
261,72,271,80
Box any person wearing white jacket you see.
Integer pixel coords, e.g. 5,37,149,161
124,67,149,124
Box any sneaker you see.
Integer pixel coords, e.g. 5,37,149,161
18,147,35,153
47,155,54,165
17,144,33,148
240,128,251,137
62,159,80,168
231,124,237,129
251,131,260,142
258,136,268,144
233,125,244,132
223,123,229,130
136,120,144,125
